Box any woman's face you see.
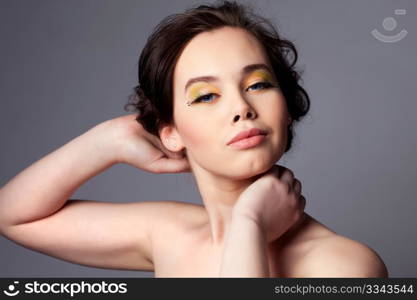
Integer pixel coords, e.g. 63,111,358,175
166,26,290,179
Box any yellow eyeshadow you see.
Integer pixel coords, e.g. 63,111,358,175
247,70,274,84
189,83,219,99
187,70,275,100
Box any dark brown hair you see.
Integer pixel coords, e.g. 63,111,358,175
124,0,310,153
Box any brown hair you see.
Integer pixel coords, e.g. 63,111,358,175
124,0,310,153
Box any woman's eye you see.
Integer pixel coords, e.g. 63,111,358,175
193,93,217,103
247,81,273,91
192,82,275,104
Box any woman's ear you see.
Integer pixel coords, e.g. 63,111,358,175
159,124,185,152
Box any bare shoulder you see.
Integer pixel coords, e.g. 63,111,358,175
149,200,205,243
299,233,389,278
152,200,205,226
274,214,388,278
148,200,206,272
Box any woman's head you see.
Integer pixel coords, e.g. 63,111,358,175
125,0,310,178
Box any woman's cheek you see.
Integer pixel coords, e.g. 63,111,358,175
178,119,211,150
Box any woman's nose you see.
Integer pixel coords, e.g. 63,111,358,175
231,96,257,123
232,109,256,122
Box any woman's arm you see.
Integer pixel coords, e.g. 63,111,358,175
0,114,190,228
0,114,190,271
0,120,119,227
219,212,269,277
218,165,305,277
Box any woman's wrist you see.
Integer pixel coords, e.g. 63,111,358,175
91,119,126,165
232,205,266,236
219,210,269,277
231,209,265,234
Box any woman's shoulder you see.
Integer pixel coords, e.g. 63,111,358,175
286,214,389,277
150,200,206,236
304,234,388,277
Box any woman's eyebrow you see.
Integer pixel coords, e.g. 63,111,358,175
184,63,272,92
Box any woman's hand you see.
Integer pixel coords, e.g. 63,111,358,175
102,114,191,174
233,164,306,243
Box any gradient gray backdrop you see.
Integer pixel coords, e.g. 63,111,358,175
1,0,416,278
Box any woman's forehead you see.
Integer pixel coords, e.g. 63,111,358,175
173,27,270,85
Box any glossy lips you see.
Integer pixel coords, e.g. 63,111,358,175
227,128,268,146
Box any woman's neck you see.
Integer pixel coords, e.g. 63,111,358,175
192,169,260,246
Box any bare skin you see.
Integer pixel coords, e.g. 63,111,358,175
151,204,334,277
0,26,388,277
151,202,386,277
0,114,387,277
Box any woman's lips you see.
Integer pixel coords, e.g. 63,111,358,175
227,128,268,145
228,134,267,150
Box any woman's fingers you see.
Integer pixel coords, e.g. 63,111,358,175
279,168,295,193
149,157,191,174
266,165,301,195
152,136,187,160
293,178,302,195
300,195,306,210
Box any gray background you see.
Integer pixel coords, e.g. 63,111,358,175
0,0,416,278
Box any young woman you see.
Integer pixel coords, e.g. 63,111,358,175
0,1,388,277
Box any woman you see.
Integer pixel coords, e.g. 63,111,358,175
0,1,387,277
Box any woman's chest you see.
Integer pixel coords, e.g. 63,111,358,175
153,248,294,277
152,233,223,277
152,230,309,277
151,212,326,277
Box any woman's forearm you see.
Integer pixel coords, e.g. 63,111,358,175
219,212,269,277
0,121,119,227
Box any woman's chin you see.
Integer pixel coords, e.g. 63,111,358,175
227,164,274,181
